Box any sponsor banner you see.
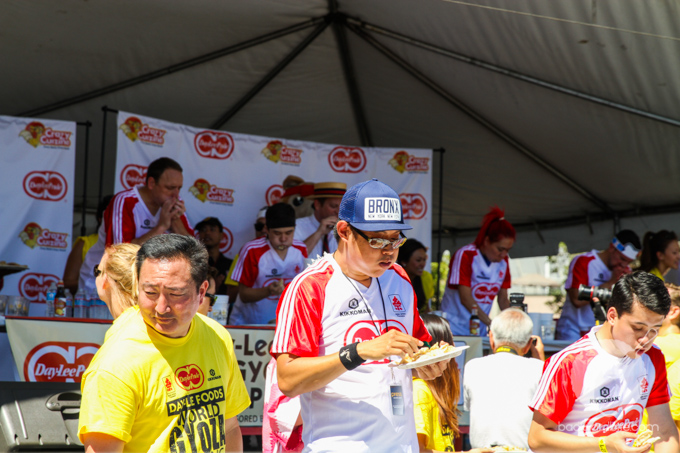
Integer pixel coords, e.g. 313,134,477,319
115,111,432,261
0,116,76,314
5,318,273,427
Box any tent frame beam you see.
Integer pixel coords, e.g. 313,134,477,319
348,18,680,129
210,18,331,130
331,9,373,147
346,19,614,215
17,17,327,118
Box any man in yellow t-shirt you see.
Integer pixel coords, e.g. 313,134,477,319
78,234,250,453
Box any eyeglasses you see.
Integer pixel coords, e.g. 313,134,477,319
350,226,407,250
205,293,217,307
93,264,102,278
639,327,659,346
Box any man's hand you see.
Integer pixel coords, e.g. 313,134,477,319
530,335,545,360
169,199,186,220
355,330,422,362
604,430,651,453
158,198,176,230
318,216,338,234
268,279,285,297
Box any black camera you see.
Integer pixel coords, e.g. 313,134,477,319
577,285,612,303
509,292,527,312
577,284,610,324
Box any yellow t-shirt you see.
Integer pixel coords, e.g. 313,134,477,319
103,305,139,342
650,267,665,281
669,361,680,422
654,333,680,369
412,378,455,452
225,253,238,286
422,270,435,302
79,307,250,452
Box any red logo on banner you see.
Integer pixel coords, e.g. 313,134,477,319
219,227,233,255
18,223,68,250
24,341,100,382
261,140,303,165
19,122,72,148
120,117,166,145
399,193,428,220
328,147,366,173
120,164,147,189
265,185,284,206
19,273,59,302
583,404,642,437
189,179,234,204
23,171,68,202
175,364,204,390
194,131,234,159
388,151,429,174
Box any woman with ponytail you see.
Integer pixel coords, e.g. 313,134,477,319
441,207,515,336
413,314,492,453
639,230,680,281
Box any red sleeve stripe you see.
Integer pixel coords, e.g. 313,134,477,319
530,338,592,407
449,244,475,285
646,345,672,407
272,259,331,353
564,254,595,289
291,239,308,258
231,238,267,282
111,190,135,244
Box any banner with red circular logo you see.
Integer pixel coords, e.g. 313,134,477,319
0,116,76,315
114,111,431,261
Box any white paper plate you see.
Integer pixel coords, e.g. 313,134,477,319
389,345,470,369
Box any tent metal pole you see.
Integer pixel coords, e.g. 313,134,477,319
346,22,614,216
98,106,116,205
210,19,331,130
17,18,326,118
77,121,92,237
333,15,373,146
434,148,445,307
347,18,680,129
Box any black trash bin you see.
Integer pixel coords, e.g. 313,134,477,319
0,382,83,452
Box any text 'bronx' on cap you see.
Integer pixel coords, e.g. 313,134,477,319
339,179,412,231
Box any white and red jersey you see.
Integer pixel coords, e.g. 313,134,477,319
556,251,612,341
77,186,193,293
271,254,431,453
440,243,511,336
530,325,670,438
228,237,307,325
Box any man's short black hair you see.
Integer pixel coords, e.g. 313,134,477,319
136,234,209,291
266,203,296,230
615,229,642,251
609,270,671,317
146,157,183,184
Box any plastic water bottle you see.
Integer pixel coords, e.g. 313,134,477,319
74,288,87,318
88,291,100,319
64,289,74,318
45,281,57,317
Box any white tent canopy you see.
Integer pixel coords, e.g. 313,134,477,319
3,0,680,258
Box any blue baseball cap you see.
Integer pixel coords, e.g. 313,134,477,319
339,179,413,231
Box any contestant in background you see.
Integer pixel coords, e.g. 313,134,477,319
440,207,515,336
638,230,680,281
654,283,680,369
94,243,140,340
413,314,492,453
397,239,434,313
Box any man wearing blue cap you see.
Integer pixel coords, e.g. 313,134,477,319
270,179,446,452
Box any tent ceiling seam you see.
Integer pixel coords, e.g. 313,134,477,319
346,20,613,215
333,15,373,147
347,18,680,129
210,18,332,130
16,17,326,118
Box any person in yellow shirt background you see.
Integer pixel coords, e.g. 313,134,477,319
638,230,680,281
654,283,680,369
412,314,492,453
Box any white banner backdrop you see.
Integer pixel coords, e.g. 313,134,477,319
114,111,432,259
0,115,76,316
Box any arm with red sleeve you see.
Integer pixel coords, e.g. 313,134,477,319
104,193,137,246
497,256,512,310
565,255,593,309
235,246,271,303
272,266,427,398
645,347,680,453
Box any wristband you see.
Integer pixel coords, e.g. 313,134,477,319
339,342,366,370
598,438,607,453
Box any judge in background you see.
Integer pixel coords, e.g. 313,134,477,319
397,239,434,313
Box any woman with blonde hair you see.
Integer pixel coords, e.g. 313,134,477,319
413,314,492,453
94,243,140,320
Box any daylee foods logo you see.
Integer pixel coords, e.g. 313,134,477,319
19,273,59,302
364,197,401,221
120,164,147,189
24,342,100,382
23,171,68,201
166,387,227,452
